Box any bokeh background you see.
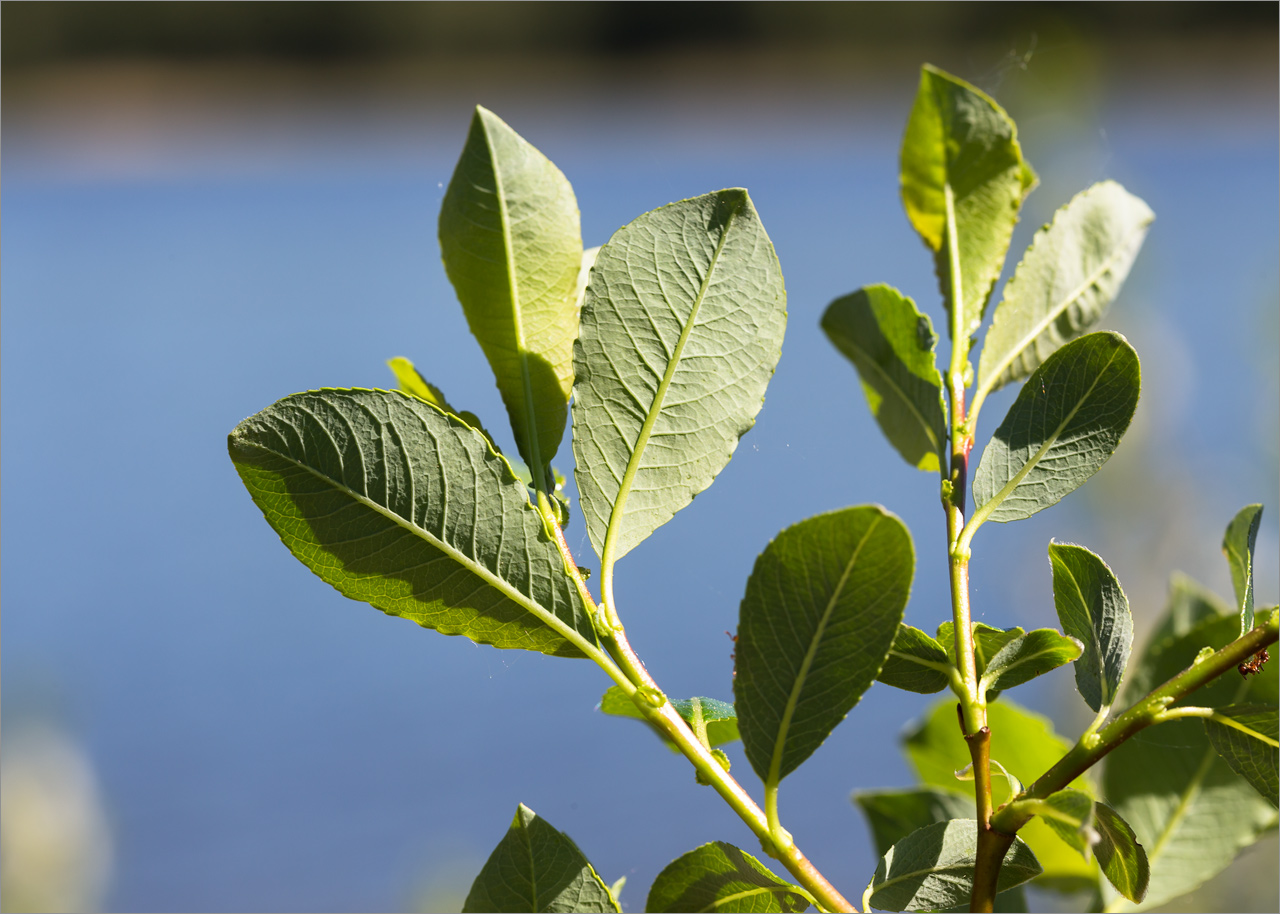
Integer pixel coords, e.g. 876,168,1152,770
3,3,1277,911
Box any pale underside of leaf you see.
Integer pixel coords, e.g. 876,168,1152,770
228,389,595,657
1048,541,1133,712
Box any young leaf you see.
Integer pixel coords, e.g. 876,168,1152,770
1092,802,1150,904
227,389,596,657
387,356,451,410
936,621,1023,679
877,624,954,694
821,284,947,472
971,332,1140,524
864,819,1041,912
1223,503,1263,633
853,788,976,855
1102,610,1278,910
976,181,1154,397
736,506,913,783
462,804,619,913
645,841,810,913
1048,542,1133,712
598,686,740,749
572,189,786,564
903,698,1097,888
900,64,1036,347
1203,704,1279,807
439,106,582,487
978,628,1083,693
1035,789,1094,855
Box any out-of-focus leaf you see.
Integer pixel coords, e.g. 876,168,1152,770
877,624,954,694
1223,504,1263,634
1204,704,1279,808
822,284,947,472
1048,542,1133,712
645,842,810,913
599,686,739,749
971,332,1140,524
736,506,913,783
854,788,975,855
463,804,619,913
572,189,786,564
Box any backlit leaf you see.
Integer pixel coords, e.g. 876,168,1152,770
228,389,595,657
463,804,619,913
821,284,947,472
598,686,739,749
877,624,954,694
979,628,1082,693
1204,704,1279,807
645,842,810,913
572,189,786,564
736,506,913,783
1048,542,1133,711
971,332,1140,524
1093,802,1150,903
853,788,975,855
864,819,1040,912
1223,504,1263,634
440,106,581,486
977,181,1153,396
900,64,1036,348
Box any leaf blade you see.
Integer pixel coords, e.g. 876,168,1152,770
1048,542,1134,711
572,189,786,563
877,624,955,694
821,284,947,472
1204,704,1279,807
736,506,913,783
1223,504,1263,634
971,331,1140,524
599,686,740,749
228,389,595,657
463,804,619,913
977,181,1154,395
439,106,582,483
645,842,810,913
979,628,1083,693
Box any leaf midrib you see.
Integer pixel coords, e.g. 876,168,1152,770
601,197,742,570
840,320,943,463
983,635,1080,691
768,515,880,785
700,884,800,913
1061,555,1111,706
234,435,597,659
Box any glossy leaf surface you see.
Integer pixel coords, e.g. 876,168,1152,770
822,284,947,472
573,189,786,563
978,628,1082,693
440,106,581,483
645,842,809,913
977,181,1154,395
228,389,594,657
865,819,1040,912
736,506,913,783
463,804,619,913
1223,504,1263,633
598,686,740,748
877,624,953,694
1204,704,1279,807
972,332,1140,524
900,64,1035,346
1048,542,1133,711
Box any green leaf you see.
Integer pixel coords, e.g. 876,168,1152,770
736,506,913,783
387,356,451,410
1223,504,1263,634
572,189,786,565
903,698,1097,889
976,181,1154,397
978,628,1083,693
645,842,810,913
853,788,976,855
864,819,1041,912
971,332,1140,524
877,624,954,694
935,621,1024,697
1048,542,1133,712
598,686,740,749
1146,573,1232,657
1102,610,1278,910
821,284,947,472
1036,789,1095,855
439,106,582,486
462,803,619,913
1093,802,1150,904
900,64,1036,347
227,389,595,657
1204,704,1279,807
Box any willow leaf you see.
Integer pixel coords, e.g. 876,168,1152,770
736,506,912,783
979,628,1082,693
1204,704,1279,808
900,64,1036,348
877,623,954,694
439,106,582,486
645,842,810,913
1223,504,1263,633
977,181,1154,396
572,189,786,564
598,686,739,749
1048,542,1133,711
228,389,595,657
821,284,947,472
971,332,1140,524
463,804,619,913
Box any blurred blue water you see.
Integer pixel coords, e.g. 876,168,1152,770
2,73,1276,912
